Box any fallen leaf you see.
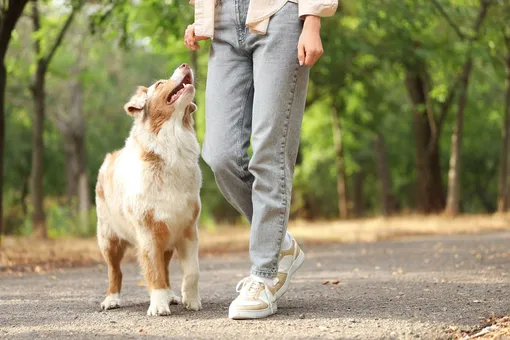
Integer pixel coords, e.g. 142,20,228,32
136,280,145,287
331,280,340,285
460,325,498,340
322,280,330,285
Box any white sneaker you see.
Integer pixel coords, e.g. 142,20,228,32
228,276,278,320
274,237,305,301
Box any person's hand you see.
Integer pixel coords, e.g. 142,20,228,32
297,16,323,67
184,24,210,51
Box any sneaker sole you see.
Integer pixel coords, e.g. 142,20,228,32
228,303,278,320
274,248,305,301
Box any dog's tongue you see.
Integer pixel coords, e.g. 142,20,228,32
169,88,185,105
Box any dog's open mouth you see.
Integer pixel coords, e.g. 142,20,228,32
166,73,194,105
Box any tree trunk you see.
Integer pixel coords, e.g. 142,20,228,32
29,0,80,238
63,130,91,230
331,104,349,219
67,131,90,229
63,131,77,199
31,65,47,238
0,0,31,245
352,170,364,218
405,70,446,213
21,173,29,216
375,132,394,216
64,134,79,201
445,60,473,215
71,77,90,229
0,64,5,242
78,168,90,229
498,54,510,212
59,67,90,230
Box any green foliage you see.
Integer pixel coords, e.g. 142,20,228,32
2,0,510,235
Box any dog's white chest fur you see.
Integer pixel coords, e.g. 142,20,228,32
101,123,201,246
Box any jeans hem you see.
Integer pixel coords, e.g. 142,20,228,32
251,266,277,279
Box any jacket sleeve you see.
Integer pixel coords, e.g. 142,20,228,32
298,0,338,18
194,0,215,38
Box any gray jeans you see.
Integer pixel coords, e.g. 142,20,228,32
202,0,310,279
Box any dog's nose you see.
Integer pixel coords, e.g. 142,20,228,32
180,63,190,70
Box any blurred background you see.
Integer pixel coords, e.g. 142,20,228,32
0,0,509,244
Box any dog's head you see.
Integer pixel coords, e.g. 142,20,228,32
124,63,197,134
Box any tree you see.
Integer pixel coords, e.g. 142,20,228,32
29,0,83,238
375,132,394,216
439,0,492,215
497,3,510,212
355,0,451,213
0,0,30,243
331,101,350,219
45,11,95,231
404,64,447,213
54,47,90,228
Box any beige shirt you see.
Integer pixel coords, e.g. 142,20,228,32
194,0,338,38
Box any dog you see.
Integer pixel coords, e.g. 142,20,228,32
95,63,202,316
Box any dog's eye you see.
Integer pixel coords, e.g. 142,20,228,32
156,81,164,88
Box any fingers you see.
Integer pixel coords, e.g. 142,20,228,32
184,25,193,49
303,44,323,67
184,24,210,50
298,43,305,66
184,24,200,50
304,49,323,67
297,34,324,67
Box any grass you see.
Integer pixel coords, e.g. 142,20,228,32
1,213,510,274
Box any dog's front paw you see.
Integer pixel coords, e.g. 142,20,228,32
182,292,202,311
168,290,181,305
147,289,171,316
101,293,121,310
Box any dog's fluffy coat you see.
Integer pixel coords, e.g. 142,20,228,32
95,64,202,316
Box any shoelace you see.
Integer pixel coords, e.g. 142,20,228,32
235,277,264,299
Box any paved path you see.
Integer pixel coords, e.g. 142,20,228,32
2,232,510,339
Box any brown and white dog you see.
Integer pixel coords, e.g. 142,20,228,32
95,64,202,316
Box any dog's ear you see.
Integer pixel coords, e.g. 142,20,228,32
124,86,148,116
185,103,197,115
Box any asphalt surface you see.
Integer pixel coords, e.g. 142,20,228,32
2,232,510,339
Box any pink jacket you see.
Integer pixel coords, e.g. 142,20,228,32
194,0,338,38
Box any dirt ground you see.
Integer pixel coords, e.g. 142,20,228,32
2,214,510,272
2,231,510,339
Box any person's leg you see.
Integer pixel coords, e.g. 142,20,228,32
201,0,254,221
247,2,310,279
228,2,309,320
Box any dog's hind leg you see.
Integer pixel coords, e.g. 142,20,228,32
98,229,128,310
176,220,202,311
164,250,181,305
